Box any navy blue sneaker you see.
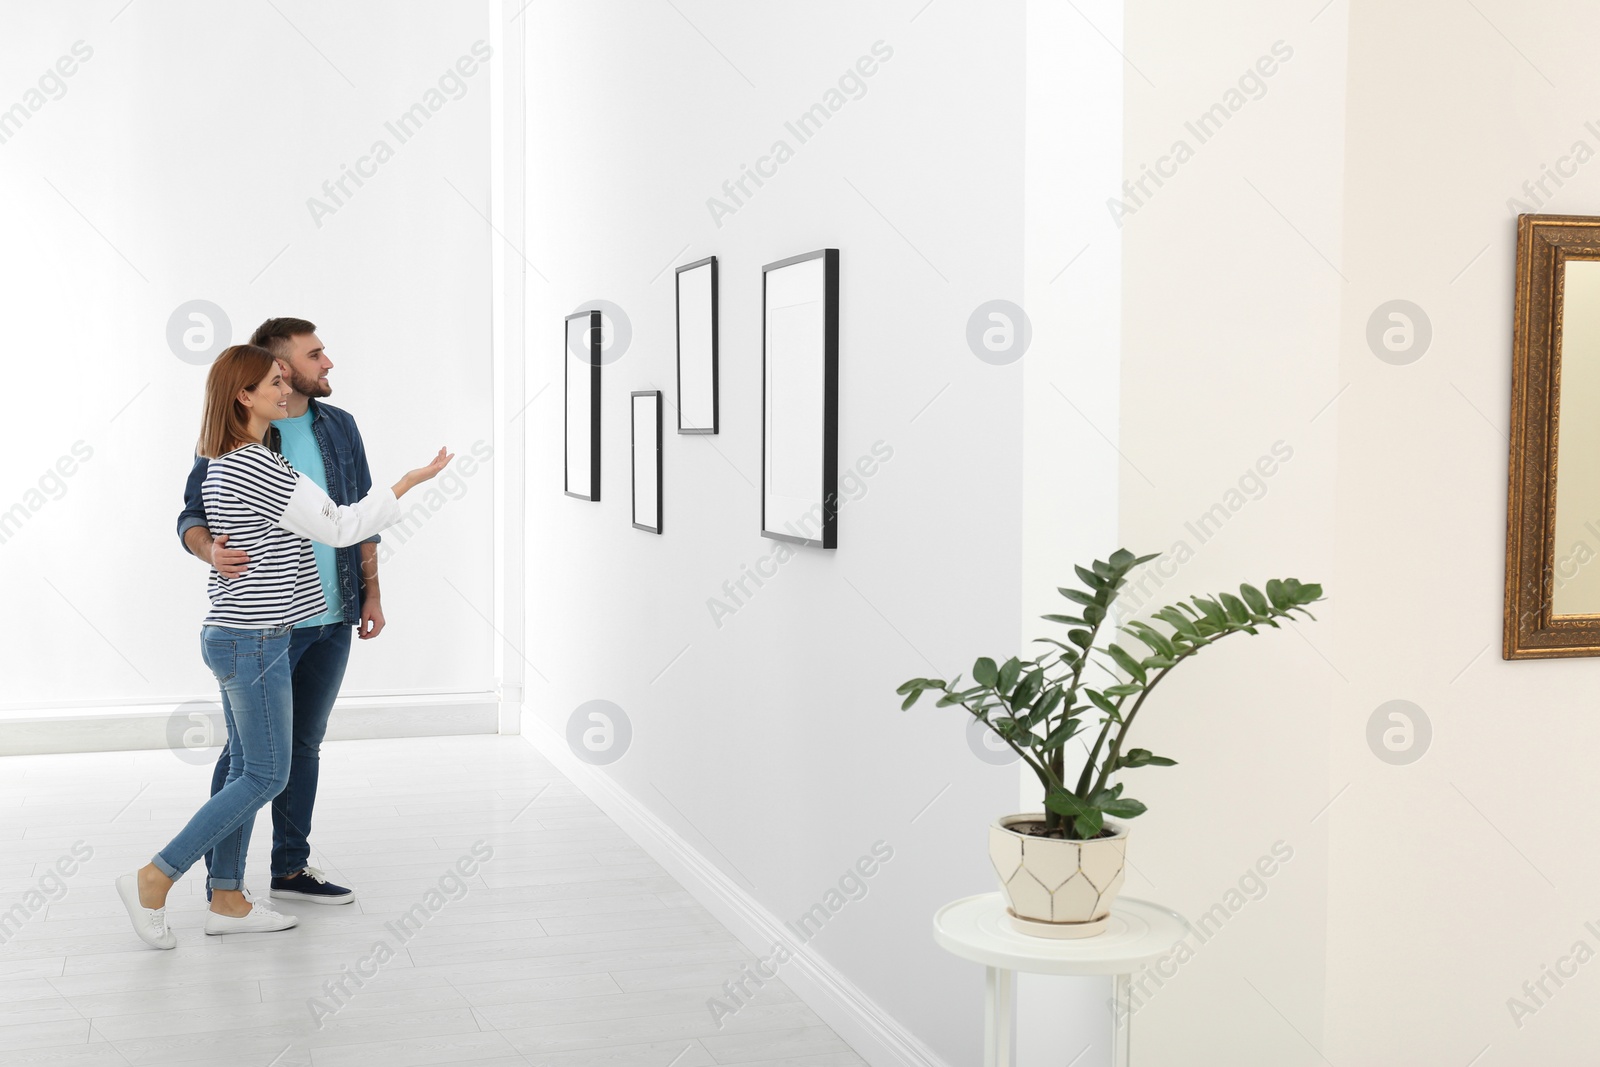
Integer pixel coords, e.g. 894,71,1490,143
269,866,355,905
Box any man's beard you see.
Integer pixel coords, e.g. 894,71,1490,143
289,369,331,397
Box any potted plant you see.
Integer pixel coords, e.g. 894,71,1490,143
897,549,1322,938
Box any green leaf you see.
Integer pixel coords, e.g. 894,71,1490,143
1193,597,1228,627
1107,644,1147,684
1009,668,1043,709
1099,797,1148,819
1156,607,1199,639
1125,621,1176,658
1041,614,1086,626
973,658,998,687
1265,579,1289,610
998,657,1022,693
1059,588,1098,607
1030,687,1065,724
1218,593,1249,624
900,691,922,710
1083,603,1106,626
1112,747,1177,770
1102,683,1142,697
1073,564,1104,589
1108,548,1135,570
1045,790,1094,818
1240,583,1270,614
1073,809,1105,838
1068,628,1093,649
1085,688,1119,717
1040,717,1083,750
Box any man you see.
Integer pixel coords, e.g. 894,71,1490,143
177,317,382,906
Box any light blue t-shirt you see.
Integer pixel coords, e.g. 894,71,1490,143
276,408,345,627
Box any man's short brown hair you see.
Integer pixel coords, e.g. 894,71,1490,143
250,317,317,358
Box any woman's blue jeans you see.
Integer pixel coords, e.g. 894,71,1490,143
153,624,293,890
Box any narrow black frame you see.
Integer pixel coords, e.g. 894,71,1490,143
631,390,663,533
760,248,839,549
675,255,719,435
563,310,602,501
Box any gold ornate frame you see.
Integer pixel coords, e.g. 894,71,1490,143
1505,214,1600,658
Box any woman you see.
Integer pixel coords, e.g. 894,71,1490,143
116,344,451,948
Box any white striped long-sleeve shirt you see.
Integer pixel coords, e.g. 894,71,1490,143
201,443,400,628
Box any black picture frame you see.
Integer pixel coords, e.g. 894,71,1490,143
760,248,839,549
675,255,719,435
631,390,663,533
564,310,601,501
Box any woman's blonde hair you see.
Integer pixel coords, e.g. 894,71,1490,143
197,344,279,458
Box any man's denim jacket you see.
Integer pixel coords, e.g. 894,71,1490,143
177,398,380,623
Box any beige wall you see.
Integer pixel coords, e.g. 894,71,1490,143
1122,1,1600,1063
1330,1,1600,1062
1119,3,1345,1061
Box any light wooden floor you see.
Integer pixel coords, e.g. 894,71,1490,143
0,734,868,1067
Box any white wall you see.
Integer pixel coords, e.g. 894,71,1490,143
0,1,496,717
1328,1,1600,1062
1118,3,1345,1062
523,2,1024,1062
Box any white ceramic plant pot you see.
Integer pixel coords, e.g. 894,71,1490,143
988,813,1128,939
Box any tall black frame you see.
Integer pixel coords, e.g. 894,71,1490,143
631,390,663,533
675,255,719,435
563,310,601,501
760,248,839,549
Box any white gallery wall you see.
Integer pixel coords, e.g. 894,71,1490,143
0,2,497,721
522,1,1026,1062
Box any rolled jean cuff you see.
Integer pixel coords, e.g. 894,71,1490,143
207,875,243,891
150,853,181,881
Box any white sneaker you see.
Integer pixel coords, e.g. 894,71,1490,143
204,900,298,935
116,873,176,950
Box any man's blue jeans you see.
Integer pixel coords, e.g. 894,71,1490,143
203,622,351,883
156,624,294,890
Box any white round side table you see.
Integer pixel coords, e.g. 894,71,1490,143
933,893,1189,1067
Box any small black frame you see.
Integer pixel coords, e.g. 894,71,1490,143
564,309,601,501
760,248,839,549
675,255,719,435
631,390,663,533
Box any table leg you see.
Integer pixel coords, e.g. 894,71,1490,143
983,966,1015,1067
1110,971,1131,1067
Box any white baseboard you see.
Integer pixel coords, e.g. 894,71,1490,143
0,693,499,756
519,714,951,1067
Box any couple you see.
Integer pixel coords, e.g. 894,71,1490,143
116,317,451,948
